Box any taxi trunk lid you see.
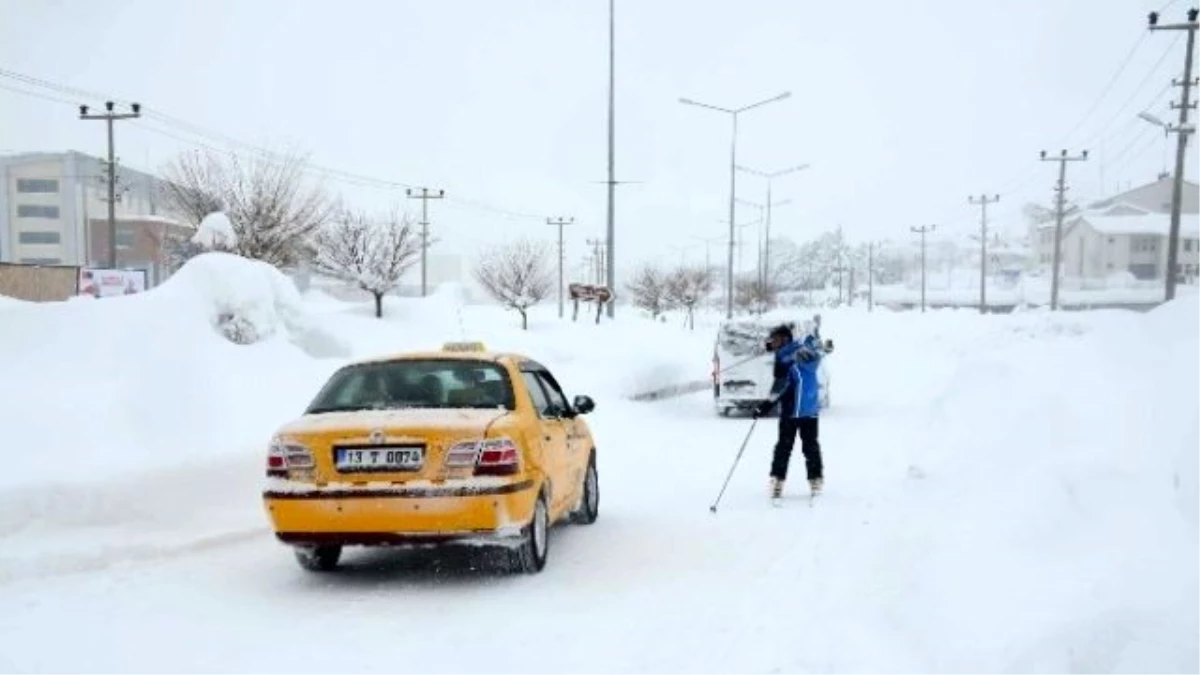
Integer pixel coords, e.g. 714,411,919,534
279,408,512,483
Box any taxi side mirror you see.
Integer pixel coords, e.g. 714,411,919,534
573,395,596,415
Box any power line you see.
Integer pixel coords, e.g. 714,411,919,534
0,65,549,222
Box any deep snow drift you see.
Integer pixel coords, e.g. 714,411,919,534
0,259,1196,673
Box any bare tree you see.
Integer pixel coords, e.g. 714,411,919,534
735,276,777,315
312,209,421,318
474,238,554,330
160,148,336,268
666,265,715,330
626,263,673,319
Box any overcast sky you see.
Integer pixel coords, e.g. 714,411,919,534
2,0,1196,279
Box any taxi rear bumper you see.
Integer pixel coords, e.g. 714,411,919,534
263,478,538,547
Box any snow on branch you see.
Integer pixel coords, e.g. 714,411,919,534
312,208,420,317
473,238,553,330
666,264,715,329
161,148,335,268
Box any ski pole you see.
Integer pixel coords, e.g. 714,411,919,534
709,417,759,514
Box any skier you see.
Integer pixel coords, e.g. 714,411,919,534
753,323,824,500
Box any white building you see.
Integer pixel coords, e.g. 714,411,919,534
1033,177,1200,282
0,151,181,267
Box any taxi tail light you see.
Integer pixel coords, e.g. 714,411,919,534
266,439,314,479
474,438,521,476
445,440,481,467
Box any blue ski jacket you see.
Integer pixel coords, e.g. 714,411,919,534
766,335,822,419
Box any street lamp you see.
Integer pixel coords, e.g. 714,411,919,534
680,91,792,318
736,163,808,286
1138,111,1174,179
737,195,794,286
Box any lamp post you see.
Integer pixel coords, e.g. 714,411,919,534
680,91,791,318
736,163,808,287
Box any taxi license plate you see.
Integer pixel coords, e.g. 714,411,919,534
335,446,423,472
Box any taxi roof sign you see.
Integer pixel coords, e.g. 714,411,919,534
442,341,488,353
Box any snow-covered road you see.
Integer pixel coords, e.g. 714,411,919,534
0,259,1195,673
0,389,929,673
0,295,927,672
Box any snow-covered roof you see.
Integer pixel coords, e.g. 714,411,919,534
1090,201,1151,217
1080,213,1200,237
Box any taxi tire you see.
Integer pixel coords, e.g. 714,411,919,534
510,491,549,574
294,544,342,572
570,452,599,525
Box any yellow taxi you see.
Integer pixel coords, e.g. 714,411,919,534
261,341,600,574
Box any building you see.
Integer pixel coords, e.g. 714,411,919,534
0,151,189,280
1033,176,1200,282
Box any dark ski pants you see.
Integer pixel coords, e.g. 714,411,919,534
770,416,822,481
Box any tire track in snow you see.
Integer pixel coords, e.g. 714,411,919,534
0,527,268,585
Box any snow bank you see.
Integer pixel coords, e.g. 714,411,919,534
0,293,30,309
856,301,1200,672
157,252,349,358
192,211,236,249
0,253,348,493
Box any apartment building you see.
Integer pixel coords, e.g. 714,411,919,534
0,151,189,279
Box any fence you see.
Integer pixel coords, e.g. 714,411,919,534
0,262,80,302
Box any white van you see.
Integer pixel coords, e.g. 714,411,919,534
711,316,831,417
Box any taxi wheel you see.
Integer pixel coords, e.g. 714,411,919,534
294,544,342,572
510,491,549,574
571,452,599,525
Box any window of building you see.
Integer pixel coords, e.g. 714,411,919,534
18,231,61,245
1185,239,1196,252
19,257,62,266
16,178,59,193
115,232,135,248
16,204,60,219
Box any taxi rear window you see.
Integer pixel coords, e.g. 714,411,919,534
306,359,515,413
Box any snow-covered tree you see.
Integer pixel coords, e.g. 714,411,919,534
161,148,335,268
474,238,553,330
312,209,420,318
734,276,777,315
194,212,238,250
666,265,715,330
626,263,672,319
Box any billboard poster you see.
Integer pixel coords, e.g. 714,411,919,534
78,268,147,298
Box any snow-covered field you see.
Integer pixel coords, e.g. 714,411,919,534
0,254,1196,673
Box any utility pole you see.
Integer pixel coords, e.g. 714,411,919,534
1039,150,1089,310
868,241,875,312
547,216,574,318
1149,8,1199,301
969,194,1000,314
405,187,445,297
910,225,936,313
586,238,606,285
80,100,141,269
